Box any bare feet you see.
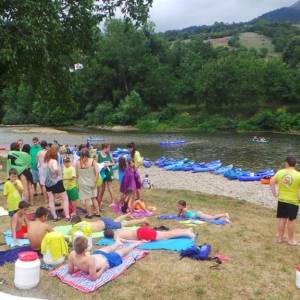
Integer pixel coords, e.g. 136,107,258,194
288,240,300,246
187,228,196,240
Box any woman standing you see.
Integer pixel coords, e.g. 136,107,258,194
44,146,70,221
97,144,115,208
7,143,34,204
76,148,100,218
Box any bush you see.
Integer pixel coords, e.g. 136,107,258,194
157,105,178,122
136,117,159,131
198,116,237,132
115,91,147,125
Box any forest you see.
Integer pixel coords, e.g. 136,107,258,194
1,1,300,133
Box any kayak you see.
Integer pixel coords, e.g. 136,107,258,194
87,137,105,143
224,169,250,180
238,170,275,181
214,164,233,175
160,140,187,147
192,160,222,173
143,160,153,168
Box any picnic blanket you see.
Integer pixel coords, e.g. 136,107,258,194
3,230,29,247
0,246,33,266
97,237,195,252
158,214,227,225
49,249,148,293
53,225,104,239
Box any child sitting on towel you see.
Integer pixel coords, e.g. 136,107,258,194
11,201,30,246
142,174,153,189
68,236,143,280
177,200,230,223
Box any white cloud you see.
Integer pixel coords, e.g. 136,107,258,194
150,0,296,31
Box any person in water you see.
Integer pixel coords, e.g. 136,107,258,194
68,236,143,281
177,200,230,223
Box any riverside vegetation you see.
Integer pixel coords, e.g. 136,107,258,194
1,2,300,133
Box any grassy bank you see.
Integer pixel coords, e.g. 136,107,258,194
0,177,299,299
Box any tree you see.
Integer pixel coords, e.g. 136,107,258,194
283,36,300,67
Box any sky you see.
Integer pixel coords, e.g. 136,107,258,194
149,0,297,32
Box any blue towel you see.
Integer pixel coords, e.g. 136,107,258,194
0,246,33,266
4,230,30,247
158,214,227,225
96,237,195,252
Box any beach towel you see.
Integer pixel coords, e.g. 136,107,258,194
158,214,227,225
180,220,206,226
0,246,33,266
3,230,29,247
97,237,195,252
111,203,154,218
53,225,104,239
49,249,148,293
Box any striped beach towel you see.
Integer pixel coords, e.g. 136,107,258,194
49,249,148,293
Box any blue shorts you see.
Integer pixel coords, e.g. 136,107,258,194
31,169,39,184
93,250,123,268
101,217,122,230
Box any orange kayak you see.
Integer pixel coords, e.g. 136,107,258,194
261,178,270,185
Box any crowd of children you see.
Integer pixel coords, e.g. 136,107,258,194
1,137,232,281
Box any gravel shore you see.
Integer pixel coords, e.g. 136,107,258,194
139,167,277,209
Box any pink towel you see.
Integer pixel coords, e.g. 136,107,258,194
49,249,148,293
110,203,154,218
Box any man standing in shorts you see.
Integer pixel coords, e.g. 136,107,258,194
30,137,42,196
270,157,300,246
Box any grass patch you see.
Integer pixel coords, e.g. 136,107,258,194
0,177,299,299
207,36,231,48
239,32,278,57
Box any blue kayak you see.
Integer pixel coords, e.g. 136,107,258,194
192,160,222,173
143,160,153,168
160,140,187,147
214,164,233,175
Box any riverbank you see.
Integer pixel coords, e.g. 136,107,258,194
140,167,276,209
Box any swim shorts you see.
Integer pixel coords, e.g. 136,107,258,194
277,201,299,221
66,187,79,201
101,217,122,230
136,227,157,241
16,226,28,239
93,250,123,268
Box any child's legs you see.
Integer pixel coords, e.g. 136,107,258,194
134,200,146,210
197,211,227,220
98,183,106,206
107,182,115,203
28,182,34,204
122,218,148,227
41,185,48,203
20,175,29,202
57,192,70,218
135,189,140,200
287,219,296,242
156,228,194,240
84,199,93,216
115,243,140,258
92,197,100,215
48,192,58,219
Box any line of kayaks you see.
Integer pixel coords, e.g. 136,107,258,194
154,156,275,181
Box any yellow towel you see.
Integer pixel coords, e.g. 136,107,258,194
68,221,93,240
41,232,68,260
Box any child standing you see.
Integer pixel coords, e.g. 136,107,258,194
3,168,24,221
63,157,79,215
11,201,30,246
142,174,153,189
118,156,127,183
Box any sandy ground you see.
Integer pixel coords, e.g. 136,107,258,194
139,167,277,209
9,127,67,134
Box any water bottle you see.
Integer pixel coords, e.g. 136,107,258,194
296,264,300,288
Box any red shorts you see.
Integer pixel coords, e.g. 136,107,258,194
136,227,157,241
16,226,28,239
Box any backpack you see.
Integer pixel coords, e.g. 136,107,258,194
180,244,212,261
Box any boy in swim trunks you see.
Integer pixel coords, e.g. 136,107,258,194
177,200,230,223
68,236,143,280
70,214,149,232
104,226,195,242
11,201,30,246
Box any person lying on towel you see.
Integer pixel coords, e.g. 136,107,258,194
104,226,195,242
68,236,143,281
11,201,30,246
177,200,230,223
70,214,149,232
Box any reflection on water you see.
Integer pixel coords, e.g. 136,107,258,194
0,127,299,171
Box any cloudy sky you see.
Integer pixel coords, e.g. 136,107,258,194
149,0,297,32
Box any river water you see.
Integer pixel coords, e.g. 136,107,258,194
0,127,299,171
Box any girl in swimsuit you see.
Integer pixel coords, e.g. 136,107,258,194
177,200,230,223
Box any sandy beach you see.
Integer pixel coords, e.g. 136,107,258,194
139,167,277,209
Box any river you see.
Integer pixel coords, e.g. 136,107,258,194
0,127,299,171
